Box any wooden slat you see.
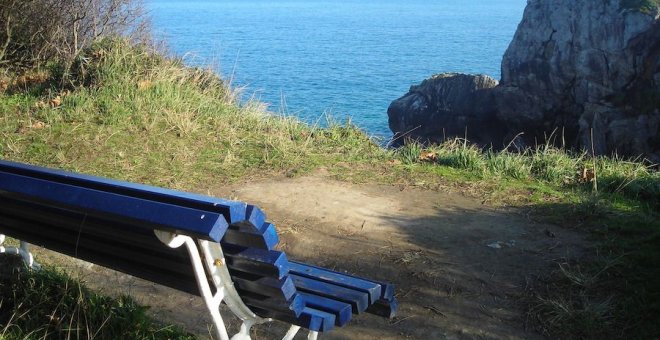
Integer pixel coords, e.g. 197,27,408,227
0,215,193,274
0,218,200,294
223,222,279,250
366,298,398,319
223,246,289,279
244,205,266,232
249,306,335,333
241,292,305,318
231,274,297,301
299,292,352,327
0,198,176,254
378,282,395,301
0,159,247,223
289,261,381,304
0,171,228,242
290,275,369,313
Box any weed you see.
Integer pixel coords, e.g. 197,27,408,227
0,259,193,339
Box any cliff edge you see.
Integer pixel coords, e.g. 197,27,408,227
388,0,660,162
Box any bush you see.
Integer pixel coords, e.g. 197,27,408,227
0,0,148,71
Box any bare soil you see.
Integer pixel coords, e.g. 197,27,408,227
26,173,589,339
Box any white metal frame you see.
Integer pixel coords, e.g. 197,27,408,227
0,232,319,339
154,230,319,340
0,234,41,270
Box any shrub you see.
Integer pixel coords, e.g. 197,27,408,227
0,0,148,71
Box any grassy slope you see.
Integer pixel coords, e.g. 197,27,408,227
0,40,384,191
1,39,659,338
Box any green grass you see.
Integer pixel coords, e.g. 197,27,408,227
1,38,659,339
0,259,193,339
1,39,386,190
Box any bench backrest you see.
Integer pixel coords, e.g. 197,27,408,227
0,160,396,332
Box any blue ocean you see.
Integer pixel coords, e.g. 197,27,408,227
148,0,527,139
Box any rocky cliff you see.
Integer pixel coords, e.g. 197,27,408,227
387,73,501,145
388,0,660,162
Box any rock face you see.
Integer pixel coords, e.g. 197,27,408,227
387,73,500,145
388,0,660,162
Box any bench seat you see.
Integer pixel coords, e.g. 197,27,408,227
0,159,397,339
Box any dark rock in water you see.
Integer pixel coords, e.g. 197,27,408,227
388,0,660,162
387,73,500,146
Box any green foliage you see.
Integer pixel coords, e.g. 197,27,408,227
0,39,385,189
1,37,659,339
397,141,422,165
0,262,194,339
393,138,659,207
528,195,660,338
0,0,148,71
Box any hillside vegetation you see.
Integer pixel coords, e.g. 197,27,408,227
1,36,659,339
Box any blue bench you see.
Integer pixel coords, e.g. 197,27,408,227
0,160,397,340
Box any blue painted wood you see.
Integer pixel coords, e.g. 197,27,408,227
290,274,369,313
299,292,352,327
0,159,247,223
0,171,229,241
302,307,336,332
223,222,279,250
241,292,305,318
367,298,398,319
0,213,192,272
250,306,336,333
289,261,381,304
378,282,395,301
222,245,290,279
0,214,201,294
231,274,297,301
242,205,266,232
0,159,400,331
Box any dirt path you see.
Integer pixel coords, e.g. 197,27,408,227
38,173,588,339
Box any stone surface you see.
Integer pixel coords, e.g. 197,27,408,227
388,0,660,162
387,73,500,146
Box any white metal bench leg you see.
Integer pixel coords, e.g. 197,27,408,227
283,325,301,340
0,234,41,270
155,230,322,340
155,231,267,340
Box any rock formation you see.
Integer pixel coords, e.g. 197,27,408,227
388,0,660,162
387,73,500,145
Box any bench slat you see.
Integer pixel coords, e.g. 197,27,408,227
366,298,398,319
0,217,200,294
0,197,198,273
250,306,335,333
290,274,369,313
0,198,180,253
223,246,289,279
0,215,193,273
0,171,228,242
289,261,381,304
223,222,279,250
0,159,247,224
299,292,352,327
241,292,304,318
231,274,297,302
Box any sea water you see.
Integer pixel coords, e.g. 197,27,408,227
148,0,527,139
